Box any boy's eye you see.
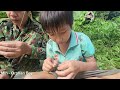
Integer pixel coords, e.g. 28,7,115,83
61,30,66,34
49,33,54,36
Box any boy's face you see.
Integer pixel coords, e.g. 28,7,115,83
47,25,71,45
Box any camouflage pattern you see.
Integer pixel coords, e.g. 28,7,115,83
0,18,48,74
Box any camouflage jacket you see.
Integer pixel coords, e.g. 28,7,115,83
0,18,48,73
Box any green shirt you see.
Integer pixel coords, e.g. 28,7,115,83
0,18,48,72
46,30,95,64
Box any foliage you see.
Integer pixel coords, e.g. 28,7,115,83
0,11,7,18
73,11,120,70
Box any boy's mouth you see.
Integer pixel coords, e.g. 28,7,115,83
58,42,64,44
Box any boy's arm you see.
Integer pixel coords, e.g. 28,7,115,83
78,34,97,71
77,56,97,72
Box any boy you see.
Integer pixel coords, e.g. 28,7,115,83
24,11,97,79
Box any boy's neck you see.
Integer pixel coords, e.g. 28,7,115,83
58,38,70,55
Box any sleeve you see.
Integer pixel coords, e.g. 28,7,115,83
29,33,48,60
26,33,48,68
22,20,48,68
80,34,95,58
0,21,5,41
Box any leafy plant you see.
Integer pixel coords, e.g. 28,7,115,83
0,11,7,18
73,11,120,70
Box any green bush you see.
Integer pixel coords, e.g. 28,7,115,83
73,11,120,70
0,11,7,18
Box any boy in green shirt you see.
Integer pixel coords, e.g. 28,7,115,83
24,11,97,79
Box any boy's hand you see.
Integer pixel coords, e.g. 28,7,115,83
42,57,54,72
56,60,81,79
42,55,58,72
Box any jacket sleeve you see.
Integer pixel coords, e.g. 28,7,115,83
0,21,6,41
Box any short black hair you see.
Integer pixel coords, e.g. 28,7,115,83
39,11,73,33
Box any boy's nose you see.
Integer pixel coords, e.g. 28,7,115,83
56,38,63,44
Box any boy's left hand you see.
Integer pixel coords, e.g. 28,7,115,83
55,60,81,79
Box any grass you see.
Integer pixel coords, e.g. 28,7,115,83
73,12,120,70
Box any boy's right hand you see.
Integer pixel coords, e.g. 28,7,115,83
42,56,58,72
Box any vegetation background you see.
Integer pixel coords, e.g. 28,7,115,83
0,11,120,70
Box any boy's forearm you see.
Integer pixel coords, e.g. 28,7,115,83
78,61,97,72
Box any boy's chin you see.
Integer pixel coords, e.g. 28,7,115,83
57,42,65,45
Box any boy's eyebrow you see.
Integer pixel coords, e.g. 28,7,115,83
46,31,54,33
46,26,68,34
46,29,59,34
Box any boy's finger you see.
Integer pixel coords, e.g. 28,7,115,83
43,66,52,72
53,60,58,67
54,54,58,61
56,68,71,77
45,58,54,67
44,62,53,70
57,73,74,79
54,54,58,57
57,62,68,70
